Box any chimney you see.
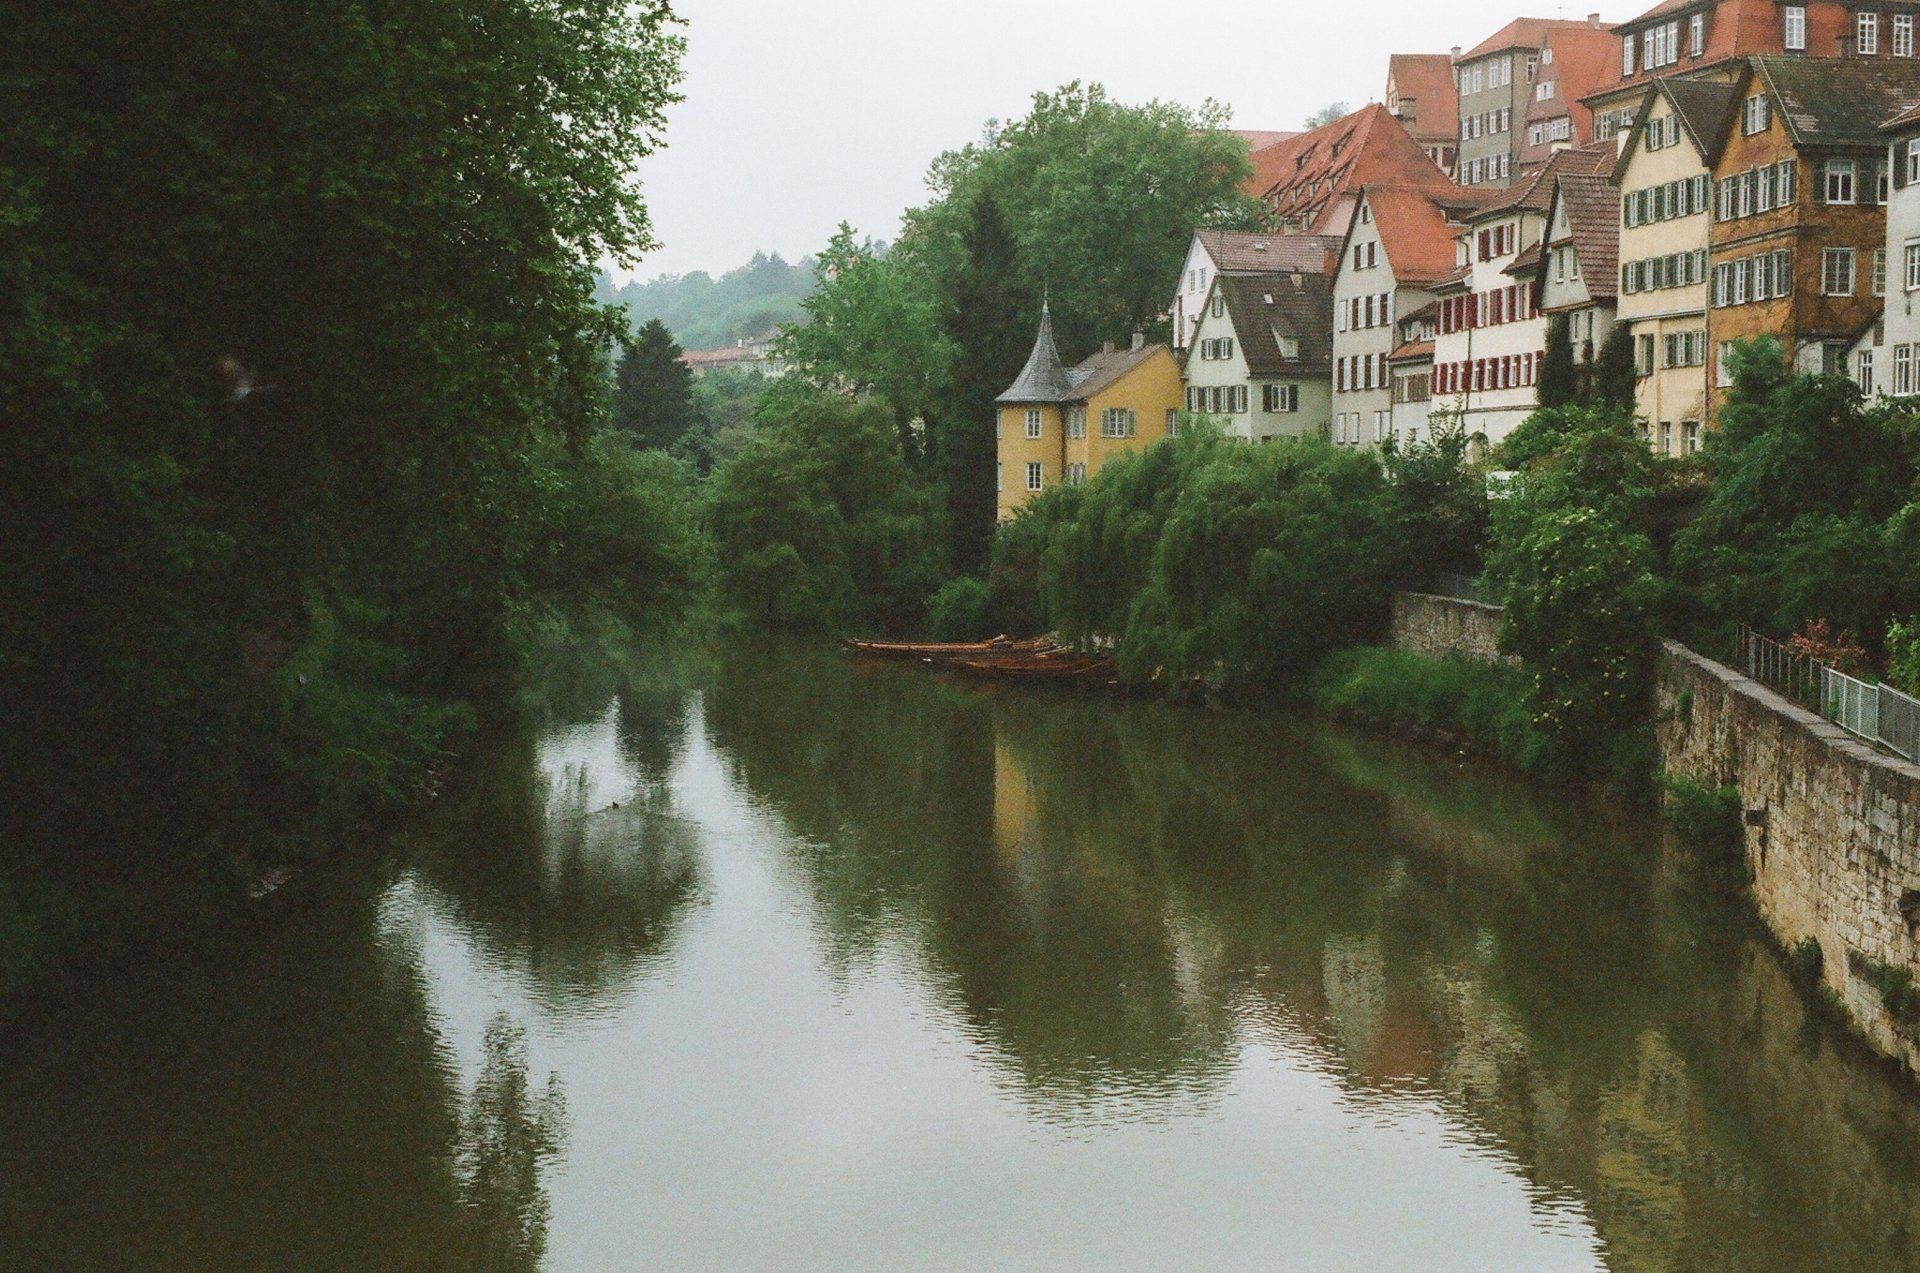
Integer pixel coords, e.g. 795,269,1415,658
1451,45,1461,60
1588,12,1601,25
1130,331,1145,351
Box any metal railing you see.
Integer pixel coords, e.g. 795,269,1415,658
1738,625,1920,764
1736,625,1821,709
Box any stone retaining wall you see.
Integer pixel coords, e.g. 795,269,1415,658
1388,590,1920,1075
1656,641,1920,1073
1388,593,1517,667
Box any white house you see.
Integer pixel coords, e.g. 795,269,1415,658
1180,271,1334,441
1170,229,1340,351
1430,144,1614,448
1331,184,1491,448
1387,302,1440,446
1535,171,1620,374
1868,101,1920,396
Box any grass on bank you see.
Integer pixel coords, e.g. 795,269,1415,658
1307,647,1550,775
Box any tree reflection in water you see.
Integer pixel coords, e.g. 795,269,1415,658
452,1014,568,1272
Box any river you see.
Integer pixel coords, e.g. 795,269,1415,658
4,641,1920,1270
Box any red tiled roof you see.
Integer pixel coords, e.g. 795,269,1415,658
1234,129,1299,153
1524,26,1624,158
1547,173,1623,300
1483,140,1615,217
1592,0,1852,106
1388,338,1435,362
1248,104,1453,237
1386,54,1460,146
1461,16,1607,61
1195,228,1341,275
1362,185,1474,286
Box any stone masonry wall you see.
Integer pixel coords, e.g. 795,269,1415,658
1387,591,1920,1075
1656,642,1920,1074
1388,593,1518,667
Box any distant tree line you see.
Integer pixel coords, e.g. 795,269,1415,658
597,252,816,352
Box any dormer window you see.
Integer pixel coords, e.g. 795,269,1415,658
1784,5,1807,51
1690,12,1705,55
1742,94,1770,135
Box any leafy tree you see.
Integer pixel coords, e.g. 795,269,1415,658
1121,440,1397,699
986,485,1083,636
925,576,993,640
776,227,952,459
1589,323,1639,411
0,0,690,968
1671,338,1919,650
602,250,815,351
709,389,947,633
1303,102,1352,129
612,319,697,451
1379,412,1488,584
1488,504,1660,783
937,194,1028,574
1539,313,1578,408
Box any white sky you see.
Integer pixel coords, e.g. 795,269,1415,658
621,0,1625,282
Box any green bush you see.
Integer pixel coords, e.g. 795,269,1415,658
1848,949,1920,1026
925,576,992,640
1787,936,1824,987
1308,647,1549,773
1661,776,1743,873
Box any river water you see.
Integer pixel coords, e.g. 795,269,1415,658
5,642,1920,1270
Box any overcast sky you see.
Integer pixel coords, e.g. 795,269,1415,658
622,0,1622,282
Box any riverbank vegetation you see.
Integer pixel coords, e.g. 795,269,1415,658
0,2,699,994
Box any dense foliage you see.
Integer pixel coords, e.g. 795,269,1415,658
0,0,694,982
1310,648,1547,774
612,319,699,452
708,389,947,634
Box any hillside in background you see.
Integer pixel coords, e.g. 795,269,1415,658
600,251,815,351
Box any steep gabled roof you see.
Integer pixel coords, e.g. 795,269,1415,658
1234,129,1300,153
1479,142,1616,220
1186,271,1334,377
1524,25,1625,155
997,302,1075,403
1548,173,1623,299
1753,55,1920,149
1248,104,1451,236
1195,228,1341,275
1360,185,1476,286
1386,54,1461,146
1610,77,1740,180
1461,16,1605,61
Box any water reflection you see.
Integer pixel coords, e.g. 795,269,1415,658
454,1014,569,1271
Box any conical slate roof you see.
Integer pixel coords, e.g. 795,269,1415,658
996,301,1076,404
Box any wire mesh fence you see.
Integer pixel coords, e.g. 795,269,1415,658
1735,625,1821,709
1737,625,1919,763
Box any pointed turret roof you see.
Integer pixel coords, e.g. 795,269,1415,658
997,300,1076,404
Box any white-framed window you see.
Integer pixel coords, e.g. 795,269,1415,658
1684,421,1701,454
1857,349,1875,394
1211,295,1226,318
1906,242,1920,291
1263,383,1299,412
1690,12,1706,55
1066,462,1086,486
1823,247,1857,295
1637,333,1656,375
1860,11,1880,54
1660,420,1674,452
1896,343,1914,394
1743,94,1770,135
1717,340,1736,386
1785,5,1807,50
1025,409,1043,439
1623,38,1637,77
1825,159,1856,204
1067,407,1086,438
1165,408,1178,436
1898,13,1915,56
1100,407,1138,437
1025,461,1043,492
1875,248,1888,297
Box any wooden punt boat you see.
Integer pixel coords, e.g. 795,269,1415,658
950,655,1117,683
843,636,1055,662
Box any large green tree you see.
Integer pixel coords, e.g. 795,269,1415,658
0,0,688,971
937,194,1028,574
612,318,698,451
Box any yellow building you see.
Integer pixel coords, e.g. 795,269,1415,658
995,303,1184,520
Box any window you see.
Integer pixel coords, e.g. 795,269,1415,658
1717,341,1736,386
1898,13,1915,56
1857,349,1875,395
1624,39,1637,77
1264,384,1299,412
1211,295,1226,318
1881,160,1893,205
1907,242,1920,290
1860,11,1880,54
1067,407,1086,438
1165,409,1178,436
1025,409,1042,439
1742,94,1770,135
1825,159,1856,204
1025,462,1043,492
1637,333,1656,375
1660,420,1674,452
1785,5,1806,50
1537,81,1556,102
1100,407,1138,437
1823,248,1856,295
1876,248,1888,296
1690,12,1706,55
1898,344,1915,394
1066,462,1086,486
1684,421,1701,454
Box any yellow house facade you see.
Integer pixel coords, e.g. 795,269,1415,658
995,305,1183,520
